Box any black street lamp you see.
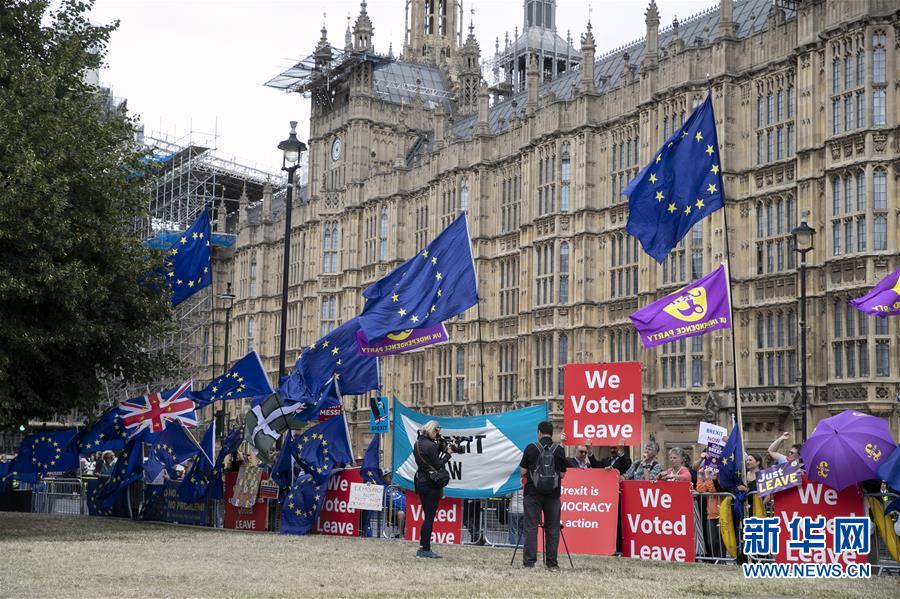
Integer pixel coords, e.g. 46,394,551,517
277,122,307,379
217,282,236,435
791,212,816,441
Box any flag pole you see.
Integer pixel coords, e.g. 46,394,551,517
476,298,486,415
712,80,748,486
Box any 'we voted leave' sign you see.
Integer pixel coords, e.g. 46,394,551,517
563,362,642,446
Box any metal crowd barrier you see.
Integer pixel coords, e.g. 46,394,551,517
865,491,900,575
30,478,84,516
692,491,738,564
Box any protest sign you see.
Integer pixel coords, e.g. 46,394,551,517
316,468,361,536
155,481,207,525
756,461,803,498
230,463,262,509
348,482,385,511
405,491,461,545
697,421,727,446
392,399,547,498
775,478,867,566
563,362,642,446
703,441,724,475
224,472,268,531
539,469,619,555
621,481,695,562
369,396,389,434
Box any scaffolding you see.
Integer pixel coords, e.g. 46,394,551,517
108,130,282,405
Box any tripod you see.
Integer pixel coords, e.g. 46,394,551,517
510,516,574,568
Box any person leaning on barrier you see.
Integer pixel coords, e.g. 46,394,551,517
98,450,116,479
507,487,525,546
519,420,567,570
622,441,662,481
413,420,455,559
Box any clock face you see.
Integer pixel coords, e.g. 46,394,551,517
331,137,342,161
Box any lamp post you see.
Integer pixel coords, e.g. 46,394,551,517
791,212,815,441
217,282,235,435
277,122,307,379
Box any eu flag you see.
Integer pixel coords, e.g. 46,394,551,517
192,350,275,408
271,431,297,490
295,414,354,482
293,377,341,422
206,427,242,501
96,440,143,510
358,213,478,340
281,471,330,535
12,430,80,480
718,423,744,490
360,434,383,485
165,209,212,306
74,407,128,454
177,422,216,503
280,318,379,405
144,422,201,485
624,95,725,263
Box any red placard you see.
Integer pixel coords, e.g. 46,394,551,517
224,472,269,532
537,469,620,555
621,481,695,562
774,477,867,566
563,362,642,446
315,468,361,536
405,491,462,545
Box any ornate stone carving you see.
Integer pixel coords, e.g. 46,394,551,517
873,132,887,153
703,391,720,423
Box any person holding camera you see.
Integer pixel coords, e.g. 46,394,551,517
413,420,455,559
519,421,567,570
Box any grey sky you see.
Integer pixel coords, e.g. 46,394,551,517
88,0,716,172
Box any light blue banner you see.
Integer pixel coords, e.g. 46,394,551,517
390,399,548,499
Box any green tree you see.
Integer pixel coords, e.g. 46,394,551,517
0,0,176,427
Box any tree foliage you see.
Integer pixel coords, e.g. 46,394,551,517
0,0,176,427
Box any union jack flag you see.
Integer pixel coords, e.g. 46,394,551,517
118,380,198,440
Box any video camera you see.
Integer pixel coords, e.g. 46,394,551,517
436,434,460,454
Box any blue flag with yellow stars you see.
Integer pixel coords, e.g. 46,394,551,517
144,422,201,485
177,422,216,503
74,407,128,455
165,209,212,306
12,430,79,479
281,470,333,535
358,212,478,341
96,440,144,511
624,95,725,263
191,350,275,409
718,423,744,490
280,318,379,406
360,434,383,485
293,377,342,422
295,414,354,483
271,430,297,490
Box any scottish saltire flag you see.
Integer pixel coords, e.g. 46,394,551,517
12,430,79,479
191,351,274,408
74,407,128,454
294,414,354,482
177,422,217,503
358,213,477,340
144,421,202,485
293,377,342,422
119,380,197,441
244,392,303,462
630,264,731,348
281,471,331,535
624,95,725,262
96,440,143,510
271,431,297,490
717,424,744,490
360,434,384,485
280,318,379,406
165,209,212,306
850,268,900,317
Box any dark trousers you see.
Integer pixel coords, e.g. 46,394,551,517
417,484,442,551
523,493,561,567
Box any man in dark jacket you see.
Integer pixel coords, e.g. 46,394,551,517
600,442,632,476
519,421,567,570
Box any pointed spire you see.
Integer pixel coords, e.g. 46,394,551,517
314,16,332,69
580,22,596,93
388,40,394,58
353,0,374,52
643,1,660,70
344,13,352,52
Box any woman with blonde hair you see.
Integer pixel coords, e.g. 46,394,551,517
413,420,455,559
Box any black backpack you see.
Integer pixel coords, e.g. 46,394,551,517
529,442,560,494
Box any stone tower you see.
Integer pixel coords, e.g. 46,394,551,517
457,22,481,115
403,0,462,66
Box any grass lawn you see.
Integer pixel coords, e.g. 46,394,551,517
0,512,895,598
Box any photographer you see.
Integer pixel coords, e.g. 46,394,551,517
413,420,455,559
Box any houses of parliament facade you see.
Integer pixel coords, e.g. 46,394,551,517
202,0,899,456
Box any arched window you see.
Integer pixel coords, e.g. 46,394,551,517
249,254,258,298
379,207,388,261
559,242,569,303
459,178,469,213
557,333,568,395
560,143,571,213
247,317,255,352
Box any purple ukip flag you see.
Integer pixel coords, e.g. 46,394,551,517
849,268,900,318
630,264,731,348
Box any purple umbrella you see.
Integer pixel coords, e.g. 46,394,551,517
801,410,896,491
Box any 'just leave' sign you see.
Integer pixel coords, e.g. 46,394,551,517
563,362,642,446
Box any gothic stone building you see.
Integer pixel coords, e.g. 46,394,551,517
202,0,899,459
